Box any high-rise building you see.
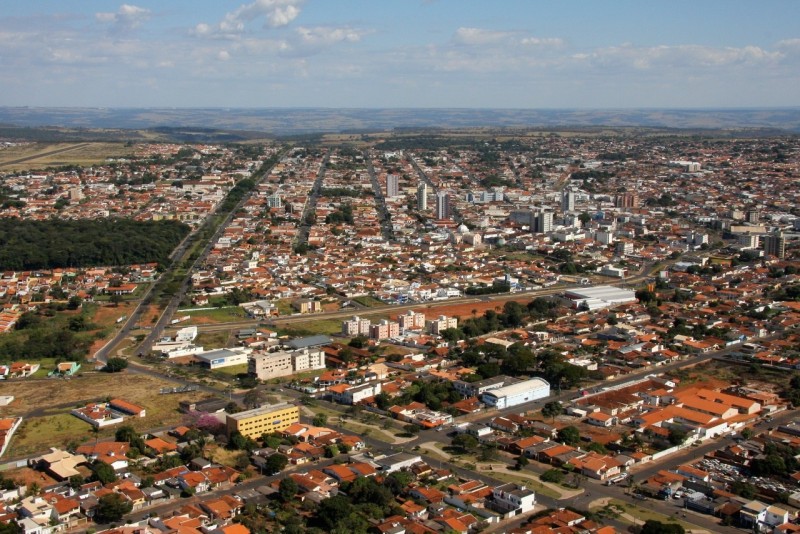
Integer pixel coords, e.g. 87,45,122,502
386,174,399,198
436,191,451,220
763,233,786,259
746,209,761,224
614,192,640,209
561,190,575,212
417,183,428,211
533,211,553,234
266,193,282,209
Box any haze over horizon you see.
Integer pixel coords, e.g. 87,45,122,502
2,0,799,110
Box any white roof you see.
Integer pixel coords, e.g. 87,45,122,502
483,377,550,399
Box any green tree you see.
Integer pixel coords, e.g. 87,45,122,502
105,357,128,373
451,433,478,453
312,413,328,427
264,453,288,475
243,388,265,409
540,469,565,484
94,493,133,523
557,426,581,446
317,495,355,530
278,477,298,502
541,401,564,421
91,461,117,484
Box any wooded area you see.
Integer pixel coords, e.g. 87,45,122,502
0,218,190,270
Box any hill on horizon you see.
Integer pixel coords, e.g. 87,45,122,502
1,107,799,136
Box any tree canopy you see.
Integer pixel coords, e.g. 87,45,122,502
0,218,189,270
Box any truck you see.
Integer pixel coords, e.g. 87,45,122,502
170,315,191,325
116,315,127,324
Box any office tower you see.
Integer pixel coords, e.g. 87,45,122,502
763,234,786,259
561,190,575,212
436,191,450,220
746,209,760,224
614,192,640,209
533,211,553,234
386,174,399,198
417,183,428,210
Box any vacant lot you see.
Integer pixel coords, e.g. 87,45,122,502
0,142,135,171
1,372,207,457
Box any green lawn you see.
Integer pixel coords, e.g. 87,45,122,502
211,363,248,377
10,413,100,457
186,306,250,323
353,296,384,308
195,331,230,349
595,499,696,531
481,469,562,500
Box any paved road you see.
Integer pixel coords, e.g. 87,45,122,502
0,142,91,168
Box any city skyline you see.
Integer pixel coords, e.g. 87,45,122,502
1,0,799,109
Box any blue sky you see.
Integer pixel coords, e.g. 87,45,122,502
1,0,798,108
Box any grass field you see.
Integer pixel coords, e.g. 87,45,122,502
479,469,562,500
195,331,231,350
186,307,249,324
1,372,207,457
0,142,135,171
593,499,695,531
352,296,384,308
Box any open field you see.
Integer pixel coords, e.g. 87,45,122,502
195,331,232,350
0,372,207,457
394,299,532,321
0,142,135,171
590,498,696,531
186,307,248,324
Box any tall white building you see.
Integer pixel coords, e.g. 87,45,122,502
386,174,399,198
533,211,553,234
436,191,451,220
561,190,575,212
417,182,428,210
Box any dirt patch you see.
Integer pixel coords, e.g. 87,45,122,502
92,302,134,328
3,467,60,488
137,305,163,327
398,298,531,321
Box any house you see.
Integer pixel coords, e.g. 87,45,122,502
49,362,80,377
488,482,536,514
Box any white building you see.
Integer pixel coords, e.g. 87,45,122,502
248,348,325,380
194,347,251,369
491,483,536,514
562,285,637,311
480,377,550,409
342,316,371,336
176,326,198,343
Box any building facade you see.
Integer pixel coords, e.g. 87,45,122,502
248,348,325,381
226,403,300,439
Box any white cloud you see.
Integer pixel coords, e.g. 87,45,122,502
453,27,514,46
578,43,782,70
520,36,563,47
295,26,364,46
95,4,151,30
194,0,303,39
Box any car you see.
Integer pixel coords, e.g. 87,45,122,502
633,493,648,500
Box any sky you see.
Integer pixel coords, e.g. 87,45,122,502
1,0,799,109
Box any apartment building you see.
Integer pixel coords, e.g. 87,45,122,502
426,315,458,335
398,310,426,331
248,348,325,380
226,403,300,439
370,319,400,340
342,316,371,336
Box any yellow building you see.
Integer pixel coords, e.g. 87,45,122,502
225,403,300,439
